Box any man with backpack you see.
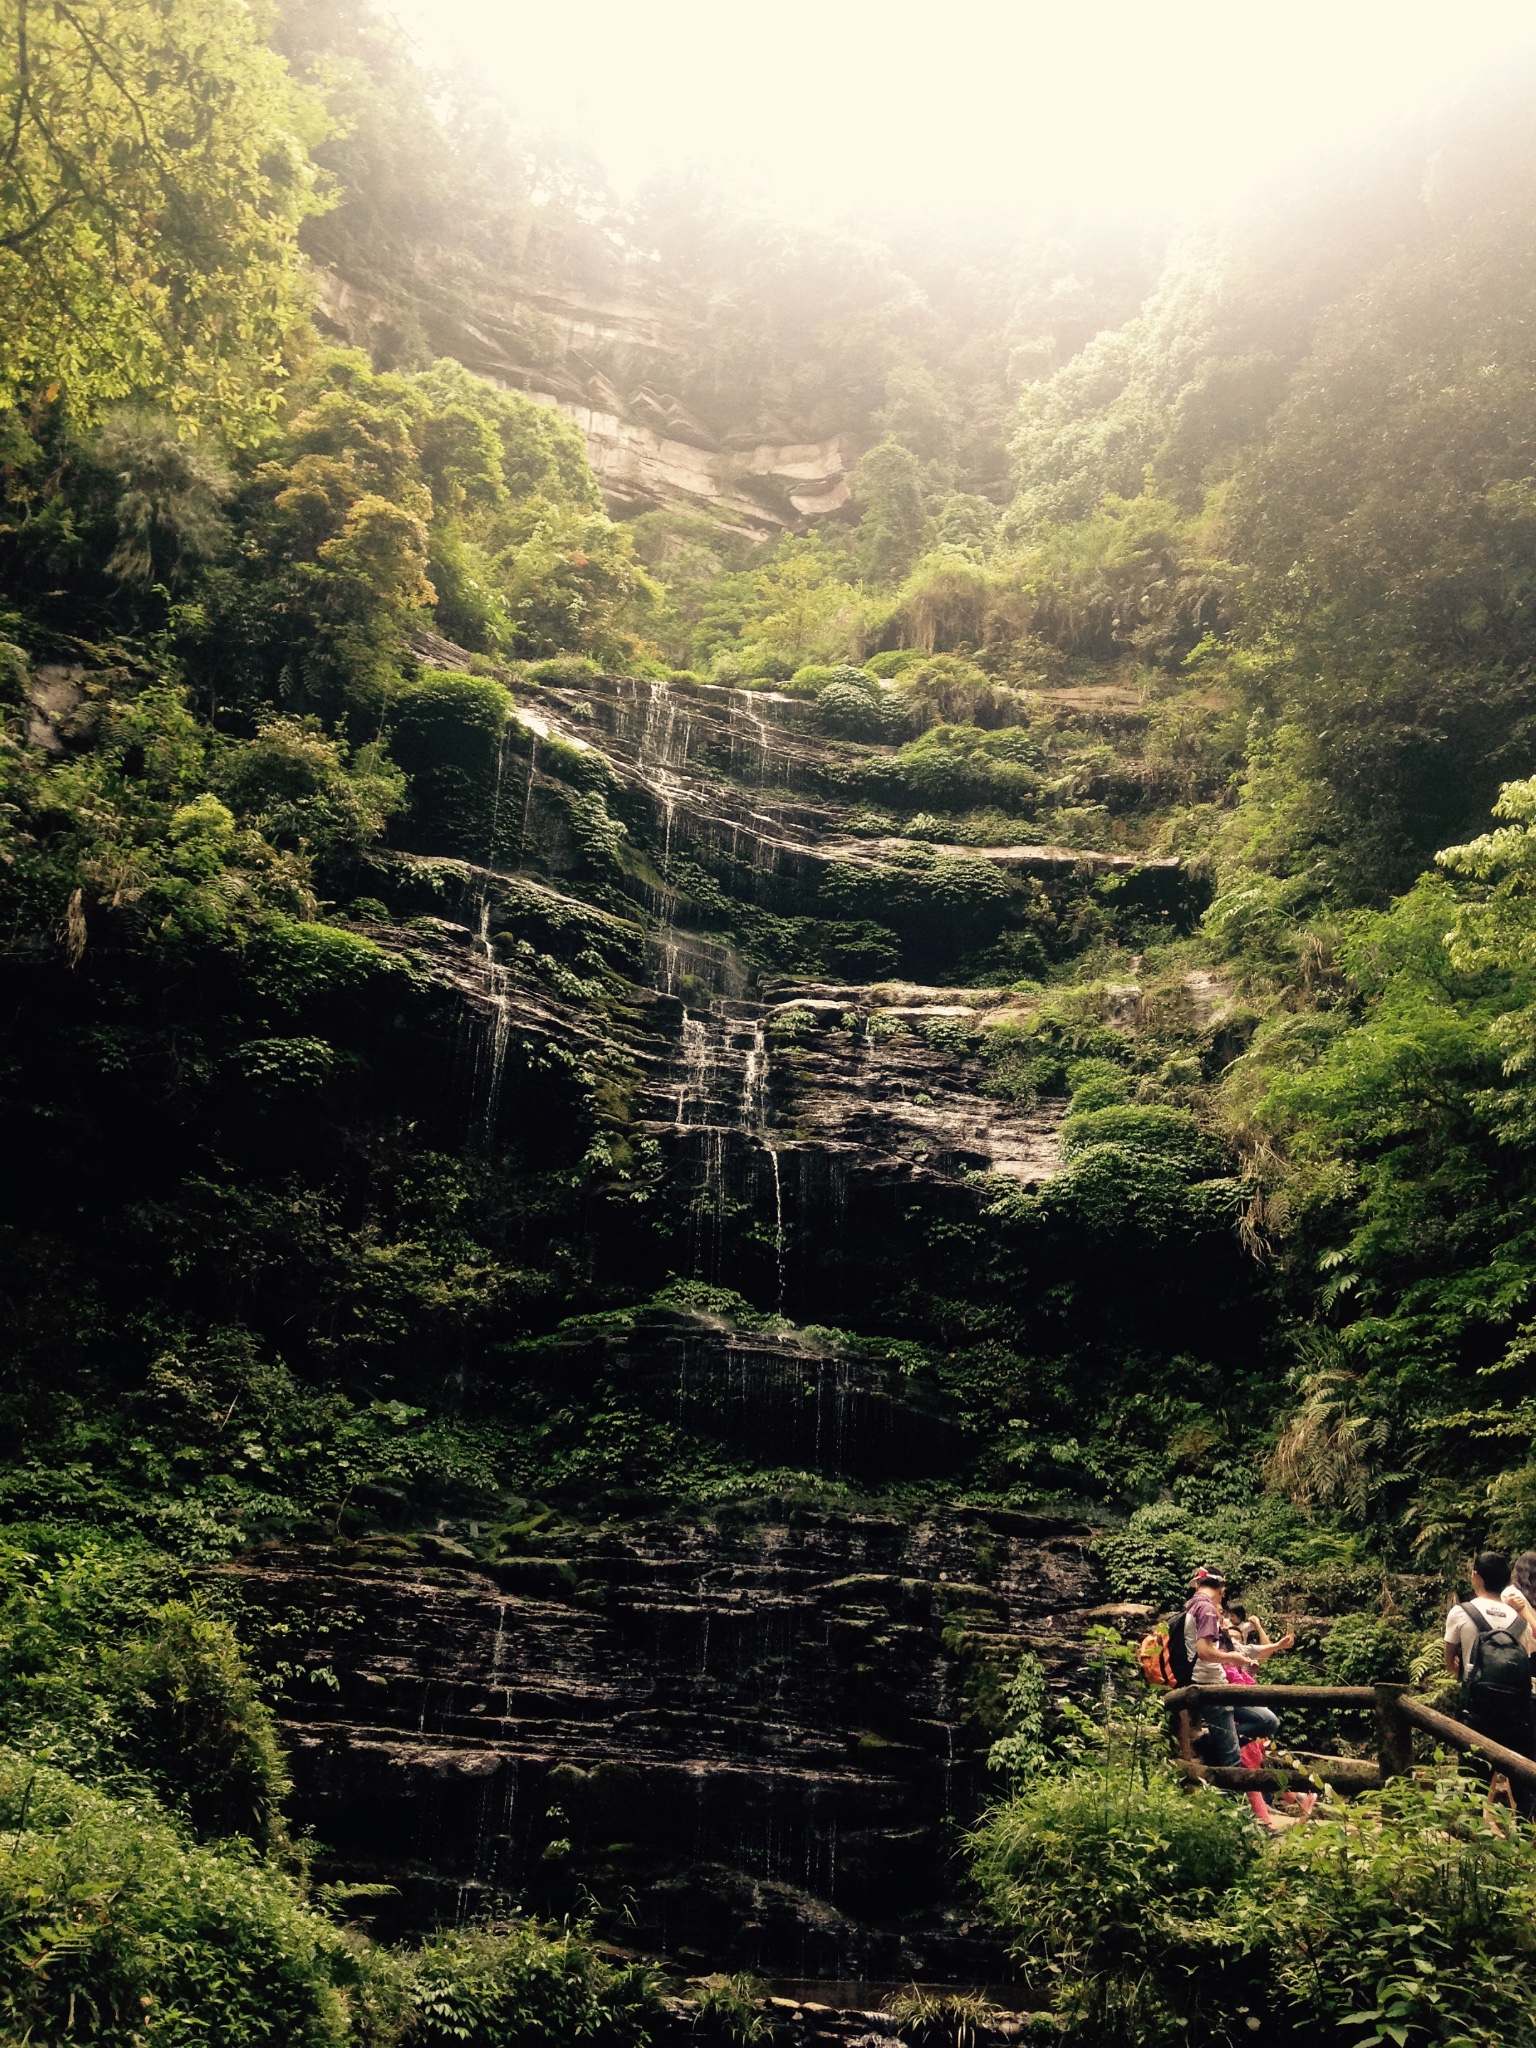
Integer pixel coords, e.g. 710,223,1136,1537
1175,1566,1294,1767
1445,1549,1536,1814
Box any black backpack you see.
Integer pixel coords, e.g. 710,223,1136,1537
1463,1601,1532,1710
1168,1608,1200,1688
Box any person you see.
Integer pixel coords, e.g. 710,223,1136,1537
1224,1601,1265,1647
1510,1551,1536,1608
1218,1603,1302,1828
1221,1622,1276,1825
1184,1567,1295,1767
1444,1549,1536,1816
1499,1551,1536,1634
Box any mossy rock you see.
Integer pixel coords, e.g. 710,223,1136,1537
489,1557,579,1600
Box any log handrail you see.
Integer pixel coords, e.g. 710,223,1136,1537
1163,1684,1375,1711
1164,1678,1536,1788
1397,1692,1536,1786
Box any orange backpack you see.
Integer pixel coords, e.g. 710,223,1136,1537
1138,1627,1177,1687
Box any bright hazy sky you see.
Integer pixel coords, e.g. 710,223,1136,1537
384,0,1536,226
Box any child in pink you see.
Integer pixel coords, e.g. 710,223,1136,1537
1223,1621,1315,1828
1222,1653,1275,1826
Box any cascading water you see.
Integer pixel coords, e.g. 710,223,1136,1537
731,689,775,786
471,718,515,1135
676,1013,712,1126
767,1146,785,1313
741,1017,768,1129
639,681,692,878
740,1016,786,1310
516,732,538,870
473,894,512,1136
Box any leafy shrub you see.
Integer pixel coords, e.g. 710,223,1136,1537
767,1005,821,1042
1059,1103,1219,1173
525,655,602,684
820,846,1012,968
882,1988,1000,2048
979,1020,1065,1105
894,655,1028,731
1096,1495,1325,1608
892,724,1042,811
788,662,876,696
690,1973,771,2047
973,1763,1536,2046
1319,1609,1415,1685
986,1652,1051,1778
388,673,515,860
1231,1776,1536,2047
917,1016,980,1056
1031,1143,1213,1240
220,717,404,863
971,1764,1255,2042
111,1602,291,1845
407,1923,664,2048
814,678,891,741
1095,1524,1204,1607
1067,1056,1132,1111
0,1753,382,2047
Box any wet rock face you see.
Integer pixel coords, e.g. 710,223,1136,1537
659,984,1063,1181
523,1307,965,1481
234,1509,1099,1977
524,672,1185,917
299,661,1197,1979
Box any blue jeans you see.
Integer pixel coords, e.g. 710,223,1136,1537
1198,1700,1280,1766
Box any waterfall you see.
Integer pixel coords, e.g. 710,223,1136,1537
768,1145,785,1314
739,1014,786,1310
516,733,538,870
690,1125,728,1278
732,689,774,786
473,893,512,1137
473,718,515,1135
740,1017,768,1129
676,1013,712,1126
637,687,680,877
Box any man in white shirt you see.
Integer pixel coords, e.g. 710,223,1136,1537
1444,1548,1536,1814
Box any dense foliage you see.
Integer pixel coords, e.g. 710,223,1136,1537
974,1759,1536,2047
10,1,1536,2042
0,0,323,437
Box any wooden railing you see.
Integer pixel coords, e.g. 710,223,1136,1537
1163,1681,1536,1793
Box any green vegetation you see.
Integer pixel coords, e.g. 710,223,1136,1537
10,0,1536,2041
973,1758,1536,2046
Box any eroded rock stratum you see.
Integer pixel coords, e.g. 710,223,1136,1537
235,1503,1098,1976
252,649,1211,1976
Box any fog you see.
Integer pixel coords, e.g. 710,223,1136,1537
385,0,1536,224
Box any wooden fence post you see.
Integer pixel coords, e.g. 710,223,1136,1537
1173,1704,1198,1762
1374,1682,1412,1779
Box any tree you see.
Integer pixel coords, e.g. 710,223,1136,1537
0,0,325,436
736,535,866,668
851,439,932,585
94,408,233,587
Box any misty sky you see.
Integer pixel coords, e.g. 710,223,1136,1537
384,0,1536,225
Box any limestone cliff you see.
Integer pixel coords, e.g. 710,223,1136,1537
225,637,1228,1980
315,269,855,533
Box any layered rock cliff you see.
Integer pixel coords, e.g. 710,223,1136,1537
223,644,1210,1981
316,271,856,532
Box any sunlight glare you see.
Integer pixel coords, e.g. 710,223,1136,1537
383,0,1536,223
